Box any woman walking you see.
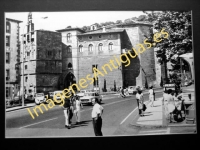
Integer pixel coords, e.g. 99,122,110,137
166,89,175,123
136,89,144,116
74,96,83,124
149,86,155,107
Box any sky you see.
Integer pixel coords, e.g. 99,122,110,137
5,11,145,34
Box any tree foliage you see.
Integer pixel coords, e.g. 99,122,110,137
144,11,192,68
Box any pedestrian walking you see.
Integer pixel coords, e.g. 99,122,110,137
74,96,83,124
166,89,175,123
91,98,104,136
68,94,75,125
119,87,125,98
136,89,144,116
62,94,72,129
148,86,155,107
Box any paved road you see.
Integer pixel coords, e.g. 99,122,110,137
6,91,164,137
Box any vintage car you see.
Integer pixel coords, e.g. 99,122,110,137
127,86,137,95
53,90,65,103
35,93,47,105
80,92,102,105
76,90,87,97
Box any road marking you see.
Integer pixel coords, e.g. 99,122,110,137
120,101,149,125
80,98,133,113
19,117,57,129
120,107,137,125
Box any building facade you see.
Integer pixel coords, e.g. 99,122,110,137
5,18,22,101
20,13,62,96
57,23,157,92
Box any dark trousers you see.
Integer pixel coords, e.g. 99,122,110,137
92,117,103,136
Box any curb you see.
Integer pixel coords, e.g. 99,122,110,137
128,123,167,129
168,123,196,127
6,104,35,112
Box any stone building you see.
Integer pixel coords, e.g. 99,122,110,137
57,22,157,92
20,13,62,96
5,18,22,100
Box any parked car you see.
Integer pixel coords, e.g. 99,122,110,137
80,92,102,105
13,95,22,103
25,93,35,101
76,90,87,97
53,90,65,103
127,86,137,95
45,91,54,100
35,93,47,105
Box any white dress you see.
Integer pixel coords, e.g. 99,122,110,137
167,94,175,113
149,89,154,101
136,93,144,109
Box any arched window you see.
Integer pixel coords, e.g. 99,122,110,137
98,43,103,51
108,42,113,51
67,46,72,53
68,63,73,69
6,22,11,33
79,45,83,52
67,33,71,42
88,44,93,52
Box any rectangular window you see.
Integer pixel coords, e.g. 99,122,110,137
48,51,52,56
6,52,10,63
27,52,30,56
6,87,10,98
6,25,10,32
6,69,10,80
27,34,30,42
25,76,28,82
6,36,10,46
25,65,27,70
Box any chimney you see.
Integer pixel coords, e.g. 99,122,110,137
102,26,106,32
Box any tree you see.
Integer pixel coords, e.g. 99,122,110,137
144,11,192,65
116,20,123,24
66,26,72,28
82,26,89,32
124,18,135,24
143,11,192,83
114,80,117,91
137,15,147,21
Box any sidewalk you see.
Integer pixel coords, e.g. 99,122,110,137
129,84,196,129
130,98,164,129
6,103,36,112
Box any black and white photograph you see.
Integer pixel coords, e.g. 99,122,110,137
5,11,196,138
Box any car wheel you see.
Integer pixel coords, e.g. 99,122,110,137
35,100,40,105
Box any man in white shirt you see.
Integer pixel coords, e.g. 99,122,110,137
91,98,104,136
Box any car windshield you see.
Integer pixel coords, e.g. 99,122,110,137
84,93,95,96
55,93,63,95
80,91,85,93
36,93,44,97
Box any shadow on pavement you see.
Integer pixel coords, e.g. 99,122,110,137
152,105,162,107
70,120,93,128
143,114,153,117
